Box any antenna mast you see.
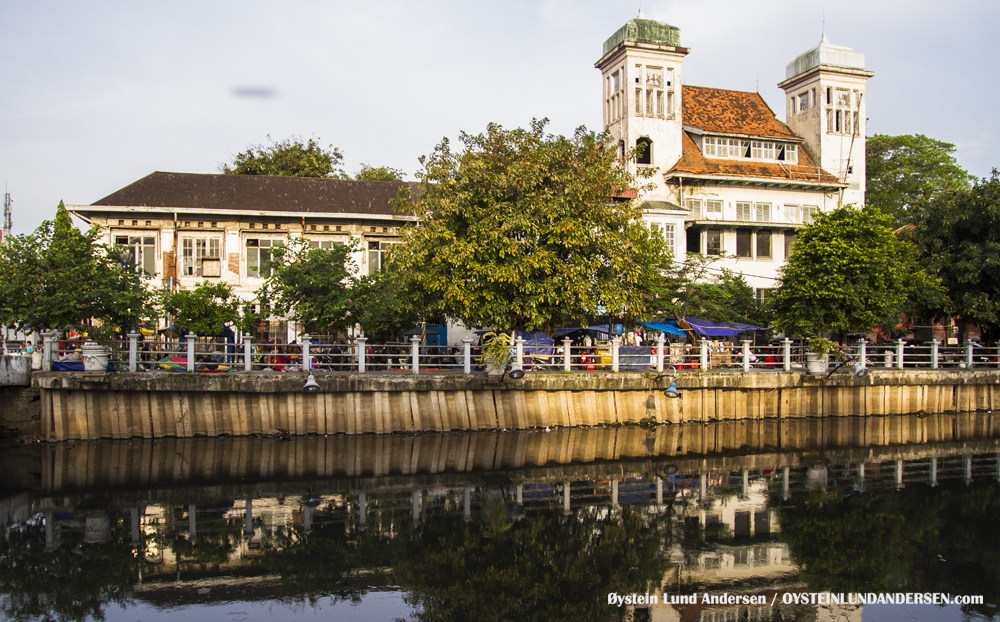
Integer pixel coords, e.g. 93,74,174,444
1,186,11,242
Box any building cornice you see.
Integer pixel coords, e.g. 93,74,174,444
66,204,419,223
664,173,845,193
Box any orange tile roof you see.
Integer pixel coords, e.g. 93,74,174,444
682,85,798,138
669,132,841,184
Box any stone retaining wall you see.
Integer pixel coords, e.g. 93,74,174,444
31,369,1000,441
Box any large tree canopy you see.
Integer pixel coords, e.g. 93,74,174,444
159,282,250,337
866,134,971,227
258,237,358,334
907,171,1000,333
221,136,348,178
388,119,670,335
354,164,405,181
769,207,936,338
0,202,152,340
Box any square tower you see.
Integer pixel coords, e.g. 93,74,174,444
595,13,688,200
779,35,874,208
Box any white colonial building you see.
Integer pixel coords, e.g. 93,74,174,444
596,13,873,296
68,172,419,340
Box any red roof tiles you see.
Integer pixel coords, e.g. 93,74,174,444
682,85,797,138
667,85,841,184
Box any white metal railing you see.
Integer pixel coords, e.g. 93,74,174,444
29,332,1000,376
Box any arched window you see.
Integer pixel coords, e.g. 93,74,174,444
636,137,652,165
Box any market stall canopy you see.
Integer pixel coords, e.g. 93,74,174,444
636,320,687,336
663,317,768,337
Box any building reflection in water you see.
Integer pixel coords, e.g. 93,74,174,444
1,412,999,622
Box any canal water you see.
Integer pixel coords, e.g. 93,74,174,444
1,413,999,622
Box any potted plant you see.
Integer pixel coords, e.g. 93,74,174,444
479,331,513,376
806,337,834,375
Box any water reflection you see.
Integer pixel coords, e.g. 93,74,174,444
1,413,999,621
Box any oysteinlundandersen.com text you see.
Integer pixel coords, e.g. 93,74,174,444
607,592,984,607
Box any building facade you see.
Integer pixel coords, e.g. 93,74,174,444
596,14,873,296
68,172,419,339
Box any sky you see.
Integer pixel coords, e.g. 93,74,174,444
1,0,997,234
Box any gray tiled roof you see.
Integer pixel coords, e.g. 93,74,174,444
92,171,418,215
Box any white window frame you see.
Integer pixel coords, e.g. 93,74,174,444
367,241,397,275
706,200,723,217
755,203,771,223
803,205,820,224
784,204,800,224
245,238,284,278
114,233,157,277
684,198,703,219
662,223,676,254
181,236,221,277
736,202,753,222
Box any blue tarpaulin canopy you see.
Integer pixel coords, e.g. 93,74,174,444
637,320,688,336
653,317,768,337
514,330,555,356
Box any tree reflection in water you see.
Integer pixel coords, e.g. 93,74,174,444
393,503,673,622
778,479,1000,620
0,514,140,622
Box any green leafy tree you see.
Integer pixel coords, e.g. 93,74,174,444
866,134,972,227
258,237,358,334
160,282,241,336
639,255,770,341
907,171,1000,335
0,202,153,341
354,164,405,181
389,118,669,335
769,207,936,339
351,271,424,341
222,136,348,178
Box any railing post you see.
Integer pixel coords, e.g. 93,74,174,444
858,339,867,370
563,337,573,372
41,331,57,372
462,337,473,374
355,336,367,373
185,332,197,373
127,332,140,372
700,340,709,371
783,338,792,372
741,340,752,372
931,339,940,369
410,335,420,375
655,334,665,373
515,337,525,370
242,333,252,372
611,337,620,372
302,333,311,372
896,338,905,369
966,339,974,369
995,341,1000,369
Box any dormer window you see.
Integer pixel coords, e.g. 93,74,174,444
704,136,798,164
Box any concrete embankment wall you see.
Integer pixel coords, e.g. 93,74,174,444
30,369,1000,442
16,412,994,501
0,355,31,386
